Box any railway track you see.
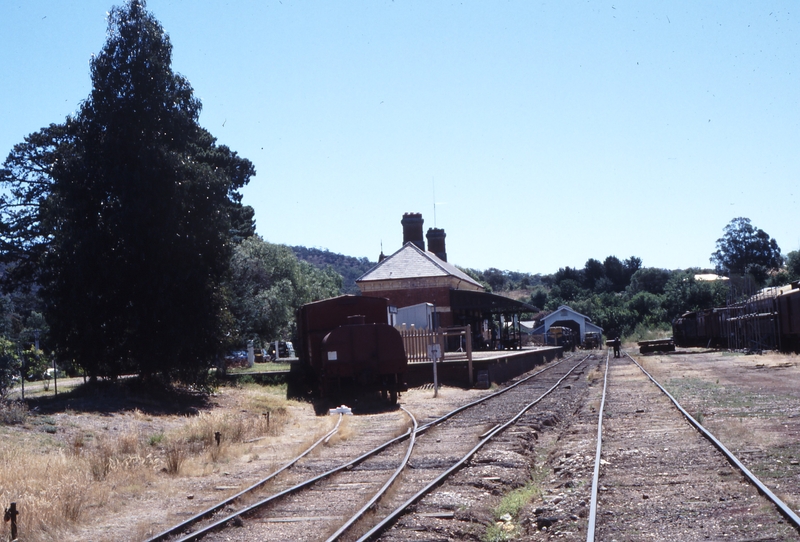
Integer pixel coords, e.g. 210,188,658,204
586,351,800,541
147,354,589,542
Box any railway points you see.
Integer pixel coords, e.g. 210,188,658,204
145,355,587,541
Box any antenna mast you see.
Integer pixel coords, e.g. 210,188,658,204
432,176,436,228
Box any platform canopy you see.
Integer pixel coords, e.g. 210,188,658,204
449,289,537,314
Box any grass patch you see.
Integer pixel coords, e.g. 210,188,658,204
664,377,773,414
493,481,542,518
483,478,544,541
228,362,291,374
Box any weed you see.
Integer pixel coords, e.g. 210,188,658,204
69,433,86,455
116,430,140,455
165,440,186,475
483,479,543,541
484,521,516,542
0,379,296,539
0,400,28,425
208,440,227,463
694,411,704,425
90,440,113,481
494,481,542,519
61,481,87,521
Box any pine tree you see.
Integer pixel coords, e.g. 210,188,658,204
0,0,255,382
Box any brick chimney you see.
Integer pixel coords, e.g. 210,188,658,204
426,228,447,262
401,213,425,250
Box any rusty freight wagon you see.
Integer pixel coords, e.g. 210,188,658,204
292,295,408,404
777,285,800,353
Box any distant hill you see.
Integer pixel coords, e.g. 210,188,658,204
290,246,377,295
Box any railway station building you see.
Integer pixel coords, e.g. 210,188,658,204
356,213,536,349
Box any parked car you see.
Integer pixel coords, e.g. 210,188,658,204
267,341,295,360
224,350,248,366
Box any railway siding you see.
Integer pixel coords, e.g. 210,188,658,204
593,355,798,541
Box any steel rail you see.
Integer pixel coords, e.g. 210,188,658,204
586,350,610,542
157,353,572,541
324,407,418,542
355,355,590,542
625,352,800,532
174,410,418,541
144,413,344,542
412,353,574,435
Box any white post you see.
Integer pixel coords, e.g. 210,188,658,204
427,342,441,398
247,340,255,368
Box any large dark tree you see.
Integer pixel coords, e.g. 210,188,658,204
582,258,605,291
710,217,782,285
0,0,255,382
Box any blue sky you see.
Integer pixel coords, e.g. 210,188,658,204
1,1,797,274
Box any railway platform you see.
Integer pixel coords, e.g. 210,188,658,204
406,345,562,388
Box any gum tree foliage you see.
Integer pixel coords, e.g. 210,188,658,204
603,256,642,292
289,246,374,295
227,237,342,348
528,288,547,311
627,267,672,296
0,338,20,397
662,270,729,321
710,217,782,285
582,258,605,291
786,251,800,282
0,1,255,382
460,268,542,293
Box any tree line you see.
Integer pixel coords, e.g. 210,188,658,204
466,218,797,339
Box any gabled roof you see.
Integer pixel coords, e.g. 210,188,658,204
543,305,595,324
356,242,483,288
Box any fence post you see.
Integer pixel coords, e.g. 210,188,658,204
466,327,473,386
4,502,18,540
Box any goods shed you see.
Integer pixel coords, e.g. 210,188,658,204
531,305,603,347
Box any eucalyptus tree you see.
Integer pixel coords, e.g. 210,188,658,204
227,237,342,348
710,217,782,286
0,0,255,382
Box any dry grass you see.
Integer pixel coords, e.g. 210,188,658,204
0,440,93,541
705,415,779,449
585,367,602,385
0,384,294,541
324,415,356,446
164,439,187,475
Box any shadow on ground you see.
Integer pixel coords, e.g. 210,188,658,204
26,378,211,416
